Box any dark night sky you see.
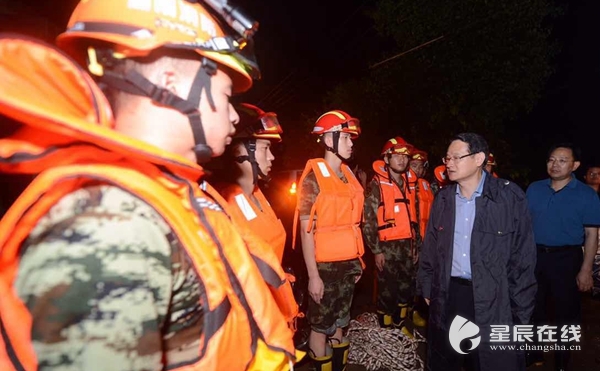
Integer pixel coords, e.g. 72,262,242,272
2,0,599,183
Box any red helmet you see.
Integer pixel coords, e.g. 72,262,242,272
312,110,360,138
487,153,496,166
411,149,428,162
381,137,413,156
234,103,282,142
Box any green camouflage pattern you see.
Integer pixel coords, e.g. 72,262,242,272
307,259,362,335
363,178,416,315
430,181,441,195
15,185,204,371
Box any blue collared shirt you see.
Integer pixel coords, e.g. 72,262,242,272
451,172,486,279
526,175,600,246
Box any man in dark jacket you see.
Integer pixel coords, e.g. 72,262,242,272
417,133,537,371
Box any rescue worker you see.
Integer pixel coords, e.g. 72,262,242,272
217,103,287,261
409,148,429,179
485,152,499,177
0,1,297,370
408,148,435,327
409,149,435,240
293,110,364,371
363,137,420,335
215,103,299,328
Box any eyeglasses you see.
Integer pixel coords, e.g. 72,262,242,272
442,153,476,165
547,158,573,166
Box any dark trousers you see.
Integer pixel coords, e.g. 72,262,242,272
533,246,583,367
427,278,481,371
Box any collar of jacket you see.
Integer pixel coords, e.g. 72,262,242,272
440,171,500,202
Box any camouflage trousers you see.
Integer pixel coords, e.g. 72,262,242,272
376,239,416,316
308,259,362,335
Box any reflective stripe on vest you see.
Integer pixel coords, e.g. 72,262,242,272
219,184,298,326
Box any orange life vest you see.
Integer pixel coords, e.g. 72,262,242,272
292,159,365,263
372,160,415,242
220,185,287,262
0,34,296,371
408,176,434,238
218,184,299,329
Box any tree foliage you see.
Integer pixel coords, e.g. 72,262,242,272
328,0,558,180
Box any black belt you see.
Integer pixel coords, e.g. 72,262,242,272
450,276,472,286
536,244,581,253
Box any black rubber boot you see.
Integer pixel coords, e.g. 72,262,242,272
309,345,333,371
331,337,350,371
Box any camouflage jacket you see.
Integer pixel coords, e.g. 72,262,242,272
16,185,204,371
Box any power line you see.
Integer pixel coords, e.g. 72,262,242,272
256,1,370,108
256,69,297,107
369,35,445,69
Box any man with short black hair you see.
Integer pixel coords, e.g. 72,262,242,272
418,132,537,371
526,143,600,370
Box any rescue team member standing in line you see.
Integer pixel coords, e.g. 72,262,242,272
409,148,429,179
409,148,435,242
363,137,419,335
293,110,364,371
418,133,537,371
215,103,299,327
526,143,600,370
408,148,434,326
0,1,297,370
216,103,286,261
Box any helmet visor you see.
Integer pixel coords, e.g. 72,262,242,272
336,118,360,138
259,113,282,133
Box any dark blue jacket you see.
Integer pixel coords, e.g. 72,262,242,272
417,173,537,371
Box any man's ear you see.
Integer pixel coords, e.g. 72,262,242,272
475,152,486,167
323,133,333,148
573,161,581,172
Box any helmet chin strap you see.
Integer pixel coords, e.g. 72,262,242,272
319,132,353,163
98,54,218,163
235,139,269,184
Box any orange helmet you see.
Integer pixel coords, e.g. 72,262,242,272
381,137,413,156
234,103,282,142
434,165,451,186
411,149,428,162
487,153,496,166
57,0,261,162
312,110,360,138
56,0,257,93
